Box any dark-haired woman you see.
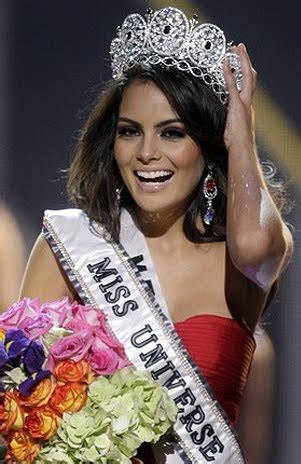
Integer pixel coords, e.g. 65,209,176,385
20,8,293,463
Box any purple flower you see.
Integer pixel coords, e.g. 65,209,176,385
5,328,28,344
0,342,8,369
23,341,45,374
19,370,51,396
5,329,30,359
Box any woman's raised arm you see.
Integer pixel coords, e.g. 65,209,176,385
223,44,293,293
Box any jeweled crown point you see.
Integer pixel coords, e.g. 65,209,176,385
110,6,243,105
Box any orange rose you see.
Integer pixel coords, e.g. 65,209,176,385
8,430,40,463
25,406,61,440
19,378,54,408
54,359,93,383
0,392,24,434
49,382,87,414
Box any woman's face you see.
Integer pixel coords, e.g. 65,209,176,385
114,80,205,215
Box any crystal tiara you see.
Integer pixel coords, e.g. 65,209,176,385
110,7,243,106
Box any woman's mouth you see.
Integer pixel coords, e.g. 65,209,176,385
134,170,174,192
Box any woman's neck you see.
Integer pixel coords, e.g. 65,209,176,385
132,204,205,243
135,207,184,238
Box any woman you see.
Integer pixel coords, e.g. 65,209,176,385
20,7,293,463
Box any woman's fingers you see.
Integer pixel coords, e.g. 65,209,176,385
223,42,257,113
239,43,256,74
236,43,257,104
223,43,256,107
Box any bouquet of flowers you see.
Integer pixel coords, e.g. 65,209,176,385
0,298,178,463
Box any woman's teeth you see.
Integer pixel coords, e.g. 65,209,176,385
135,170,173,183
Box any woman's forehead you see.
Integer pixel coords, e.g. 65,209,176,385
119,80,178,121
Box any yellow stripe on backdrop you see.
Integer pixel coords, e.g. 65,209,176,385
141,0,301,186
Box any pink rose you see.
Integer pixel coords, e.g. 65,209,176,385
84,307,107,327
40,297,73,327
90,334,131,374
87,346,127,375
46,329,94,371
64,304,93,332
18,313,53,340
0,298,40,330
64,303,108,333
95,330,128,359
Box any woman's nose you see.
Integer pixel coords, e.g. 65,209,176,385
137,134,161,163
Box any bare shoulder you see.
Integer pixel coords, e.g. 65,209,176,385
19,233,75,302
0,204,26,310
0,204,24,253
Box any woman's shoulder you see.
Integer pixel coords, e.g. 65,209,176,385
19,231,76,302
20,208,87,302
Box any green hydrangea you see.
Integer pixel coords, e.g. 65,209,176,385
38,367,178,463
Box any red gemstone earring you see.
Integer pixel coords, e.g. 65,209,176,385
203,166,218,226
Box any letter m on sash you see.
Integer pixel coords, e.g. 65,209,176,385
87,258,118,283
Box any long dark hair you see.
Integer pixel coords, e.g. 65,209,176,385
67,65,288,242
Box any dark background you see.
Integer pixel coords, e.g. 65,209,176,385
1,1,300,462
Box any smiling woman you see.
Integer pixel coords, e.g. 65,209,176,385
67,63,229,244
18,6,293,464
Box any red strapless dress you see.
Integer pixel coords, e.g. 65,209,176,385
174,314,256,426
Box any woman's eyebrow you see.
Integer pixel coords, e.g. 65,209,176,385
117,117,182,128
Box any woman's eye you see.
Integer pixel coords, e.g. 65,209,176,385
162,128,186,139
117,126,139,137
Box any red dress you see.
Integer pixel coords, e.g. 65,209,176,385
174,314,256,426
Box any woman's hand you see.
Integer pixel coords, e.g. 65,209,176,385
223,43,257,151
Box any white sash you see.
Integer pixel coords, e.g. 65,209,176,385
42,208,247,464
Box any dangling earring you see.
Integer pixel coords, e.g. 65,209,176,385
115,185,124,204
116,187,121,203
203,166,218,226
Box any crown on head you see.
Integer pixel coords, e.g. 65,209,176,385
110,7,242,106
